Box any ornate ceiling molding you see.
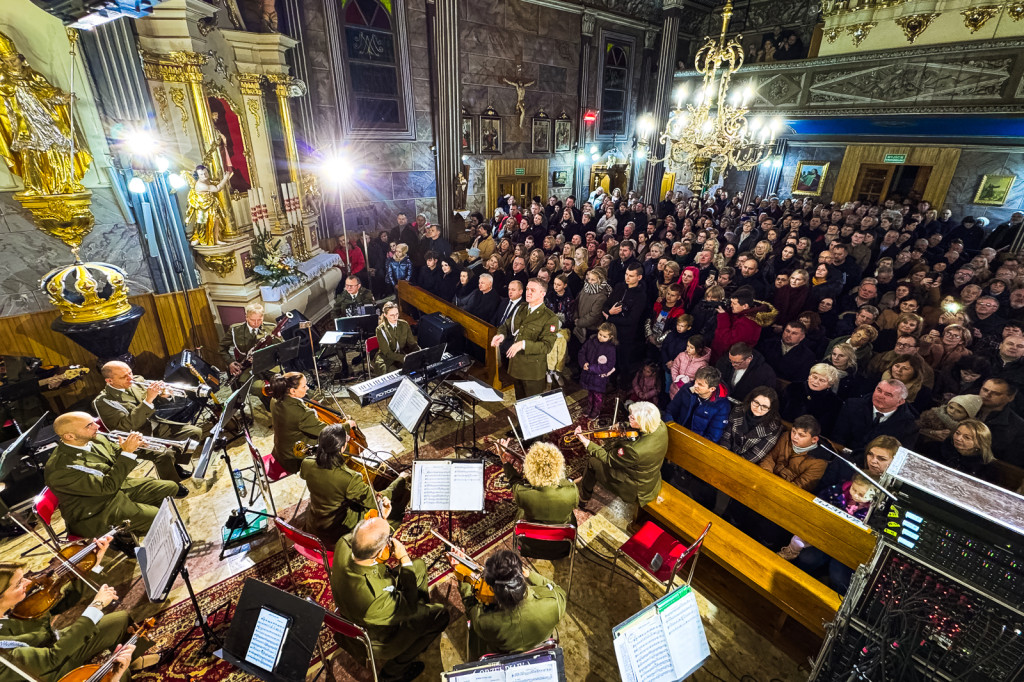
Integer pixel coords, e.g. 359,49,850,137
960,6,1001,33
894,13,940,43
140,50,207,83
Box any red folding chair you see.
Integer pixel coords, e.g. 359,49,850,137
273,518,333,593
610,521,712,595
512,520,577,601
33,487,82,549
365,336,379,356
262,453,290,482
318,610,377,681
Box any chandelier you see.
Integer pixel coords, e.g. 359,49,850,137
657,0,781,191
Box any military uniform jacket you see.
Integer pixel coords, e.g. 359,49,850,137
333,288,375,317
271,396,325,471
300,458,403,545
495,304,559,381
219,321,281,368
502,463,577,524
586,421,668,506
460,571,566,656
330,536,426,643
0,613,100,682
43,439,139,538
373,320,418,375
94,383,175,434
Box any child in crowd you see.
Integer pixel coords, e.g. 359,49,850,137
578,322,617,420
660,314,694,389
668,335,711,399
777,474,875,561
628,360,661,406
916,394,982,443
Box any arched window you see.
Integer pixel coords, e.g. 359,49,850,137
337,0,413,137
598,36,634,137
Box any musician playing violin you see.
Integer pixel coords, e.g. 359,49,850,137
0,542,155,681
300,423,411,546
330,517,450,682
497,441,577,559
219,303,282,408
451,549,565,661
575,401,668,512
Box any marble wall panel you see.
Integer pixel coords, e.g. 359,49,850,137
462,0,504,25
393,171,438,200
459,22,524,61
538,65,568,94
505,0,539,33
946,150,1024,225
415,197,439,222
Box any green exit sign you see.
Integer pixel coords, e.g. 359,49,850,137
515,168,526,175
884,154,907,164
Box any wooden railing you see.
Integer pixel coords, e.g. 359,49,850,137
394,280,506,390
645,423,877,638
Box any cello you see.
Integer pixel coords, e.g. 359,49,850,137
57,618,156,682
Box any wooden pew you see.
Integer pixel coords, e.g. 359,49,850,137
395,280,507,390
644,423,877,639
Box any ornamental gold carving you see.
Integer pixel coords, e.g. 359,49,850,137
824,27,842,43
170,88,189,134
894,13,940,43
140,50,207,83
1008,2,1024,21
152,87,171,129
18,194,96,254
237,72,264,96
247,99,261,138
196,252,236,277
847,22,877,47
961,6,1000,32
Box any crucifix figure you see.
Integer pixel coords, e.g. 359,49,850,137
503,66,535,128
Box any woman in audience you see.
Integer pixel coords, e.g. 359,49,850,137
881,354,931,410
385,242,413,290
933,355,990,404
779,363,844,437
496,237,514,269
453,269,480,311
825,343,864,399
678,265,703,311
436,257,460,301
920,323,971,370
527,248,546,277
546,274,574,327
921,419,994,477
720,387,783,464
815,295,839,335
659,261,682,299
668,334,710,399
808,263,844,306
484,254,507,293
772,268,810,327
917,394,982,443
798,310,828,357
825,324,878,367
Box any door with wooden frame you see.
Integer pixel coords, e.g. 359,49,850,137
853,164,894,204
496,176,541,212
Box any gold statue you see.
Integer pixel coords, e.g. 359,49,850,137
184,164,235,246
503,66,535,128
0,30,92,196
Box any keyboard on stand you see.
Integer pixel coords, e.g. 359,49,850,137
347,352,474,406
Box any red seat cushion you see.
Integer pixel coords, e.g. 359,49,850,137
263,453,290,482
618,521,685,584
33,488,59,525
295,544,333,568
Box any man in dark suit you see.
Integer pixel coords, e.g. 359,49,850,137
492,279,524,327
757,321,817,383
978,378,1024,466
715,342,777,403
603,263,648,385
606,240,639,287
560,256,583,297
471,273,501,323
831,379,919,452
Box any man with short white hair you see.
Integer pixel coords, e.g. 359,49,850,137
219,302,282,406
471,272,500,322
831,379,919,449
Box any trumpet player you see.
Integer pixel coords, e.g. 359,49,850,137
94,361,201,484
44,412,184,554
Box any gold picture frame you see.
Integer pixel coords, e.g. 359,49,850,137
791,160,830,196
972,174,1016,206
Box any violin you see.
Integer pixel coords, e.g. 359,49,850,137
12,523,128,620
373,536,393,564
57,617,156,682
430,530,494,605
563,428,639,444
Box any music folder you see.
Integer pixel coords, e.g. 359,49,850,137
411,459,485,512
137,498,191,602
444,646,565,681
613,585,709,682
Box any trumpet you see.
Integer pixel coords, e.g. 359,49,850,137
133,378,211,399
104,431,200,455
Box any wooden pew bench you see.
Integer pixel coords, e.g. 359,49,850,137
644,424,876,641
395,280,509,390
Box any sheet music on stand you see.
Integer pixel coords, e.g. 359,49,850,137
450,378,504,403
137,498,192,602
411,459,485,511
388,377,431,433
613,585,709,682
514,390,572,440
443,645,565,681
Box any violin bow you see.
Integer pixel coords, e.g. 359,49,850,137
507,417,528,458
4,514,126,593
429,530,481,571
0,651,45,682
306,322,323,398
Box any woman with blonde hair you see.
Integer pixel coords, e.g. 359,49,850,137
373,301,419,375
385,242,412,288
497,440,578,558
882,353,930,407
922,418,994,477
526,248,545,276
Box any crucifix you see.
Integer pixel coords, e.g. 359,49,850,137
503,65,535,129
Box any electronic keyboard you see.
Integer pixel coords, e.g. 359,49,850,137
348,352,474,405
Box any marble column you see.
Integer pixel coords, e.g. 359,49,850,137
573,11,596,198
641,5,681,203
429,0,461,238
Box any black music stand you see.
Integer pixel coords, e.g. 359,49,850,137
0,414,47,484
252,336,303,378
217,579,326,682
334,314,377,380
400,343,446,377
449,377,503,460
386,377,431,458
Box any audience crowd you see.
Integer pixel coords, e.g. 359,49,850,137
338,187,1024,594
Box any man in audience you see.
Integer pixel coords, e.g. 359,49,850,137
560,256,583,296
733,258,766,298
663,366,730,444
867,334,934,387
710,287,769,361
831,379,919,451
978,378,1024,465
509,256,529,289
757,321,816,383
421,223,452,259
716,342,777,404
471,273,501,322
603,262,647,385
607,239,638,286
985,334,1024,414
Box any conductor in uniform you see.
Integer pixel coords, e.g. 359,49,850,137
490,278,558,398
94,361,199,483
331,517,450,682
575,401,668,511
219,302,282,406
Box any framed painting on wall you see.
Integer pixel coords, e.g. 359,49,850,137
973,174,1016,206
479,107,502,154
461,108,474,154
552,171,567,187
531,111,551,154
792,160,830,196
554,112,572,152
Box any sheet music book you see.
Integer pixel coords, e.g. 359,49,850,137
444,647,564,681
137,498,192,601
451,379,505,403
318,331,346,345
613,585,709,682
412,459,485,511
514,390,572,440
244,607,291,672
388,378,431,433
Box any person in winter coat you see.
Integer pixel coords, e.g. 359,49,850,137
719,387,783,464
663,365,731,443
920,324,971,371
759,415,829,492
917,393,982,443
919,419,994,478
385,242,413,288
771,268,810,327
629,361,661,405
710,287,778,362
572,268,611,343
452,269,480,311
668,335,711,399
779,363,844,437
578,323,617,420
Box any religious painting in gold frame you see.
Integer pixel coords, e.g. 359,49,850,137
206,89,254,193
791,160,830,196
973,174,1016,206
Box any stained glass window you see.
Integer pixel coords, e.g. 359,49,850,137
341,0,405,129
599,42,631,136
